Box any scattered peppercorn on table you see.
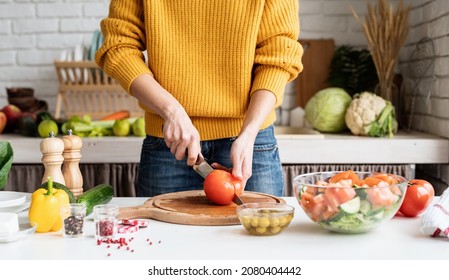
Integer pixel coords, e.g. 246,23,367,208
0,196,447,260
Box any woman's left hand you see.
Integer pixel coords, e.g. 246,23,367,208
210,135,253,188
229,132,255,187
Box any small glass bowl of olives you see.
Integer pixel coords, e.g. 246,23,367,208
236,202,294,236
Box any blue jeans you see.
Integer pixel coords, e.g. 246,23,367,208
136,125,284,197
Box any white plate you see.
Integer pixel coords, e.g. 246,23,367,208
0,222,37,243
0,192,31,213
66,49,76,83
74,44,84,61
59,50,68,82
96,31,104,50
89,30,100,61
0,192,26,207
73,44,87,83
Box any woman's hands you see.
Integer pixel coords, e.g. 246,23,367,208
229,132,254,186
130,74,201,166
227,89,277,187
210,132,254,188
162,111,201,166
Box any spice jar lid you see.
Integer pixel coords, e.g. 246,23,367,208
93,204,119,217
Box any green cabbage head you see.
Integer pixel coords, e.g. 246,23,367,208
305,87,352,133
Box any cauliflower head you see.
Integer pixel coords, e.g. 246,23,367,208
345,92,396,137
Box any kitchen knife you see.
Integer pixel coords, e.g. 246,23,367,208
232,193,245,206
193,157,244,206
193,157,214,179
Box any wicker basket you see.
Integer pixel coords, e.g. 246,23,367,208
54,61,144,120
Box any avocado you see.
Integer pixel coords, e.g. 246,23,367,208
18,116,38,137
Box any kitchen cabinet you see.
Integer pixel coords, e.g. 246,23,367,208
2,130,448,196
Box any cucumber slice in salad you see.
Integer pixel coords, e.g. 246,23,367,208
366,206,385,217
359,200,372,215
339,197,361,214
371,211,384,220
354,188,368,199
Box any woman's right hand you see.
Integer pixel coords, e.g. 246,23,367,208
162,112,201,167
130,74,202,166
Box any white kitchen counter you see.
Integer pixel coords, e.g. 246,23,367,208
2,129,449,164
0,197,447,260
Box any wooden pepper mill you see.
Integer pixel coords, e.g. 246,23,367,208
40,131,66,185
62,129,83,198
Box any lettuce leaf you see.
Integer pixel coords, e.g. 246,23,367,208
0,141,13,190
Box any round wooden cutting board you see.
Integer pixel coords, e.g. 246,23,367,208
118,190,285,226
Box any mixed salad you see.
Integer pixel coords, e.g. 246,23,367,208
297,171,406,233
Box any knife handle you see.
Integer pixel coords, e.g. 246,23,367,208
195,153,205,165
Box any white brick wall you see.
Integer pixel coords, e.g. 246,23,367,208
399,0,449,138
397,0,449,189
0,0,110,109
0,0,373,111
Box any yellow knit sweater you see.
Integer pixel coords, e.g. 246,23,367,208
95,0,303,140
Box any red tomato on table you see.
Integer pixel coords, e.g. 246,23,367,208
399,179,435,217
204,170,243,205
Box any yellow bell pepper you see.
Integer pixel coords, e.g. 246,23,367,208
29,176,70,233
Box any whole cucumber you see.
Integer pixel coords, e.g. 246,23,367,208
77,184,114,215
41,181,76,203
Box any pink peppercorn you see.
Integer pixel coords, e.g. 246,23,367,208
98,220,114,237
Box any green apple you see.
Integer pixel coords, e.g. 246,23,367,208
131,117,145,137
38,119,59,138
112,119,131,136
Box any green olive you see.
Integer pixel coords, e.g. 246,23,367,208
239,208,293,236
270,226,282,234
279,216,288,226
250,217,259,227
258,217,271,228
269,217,280,227
240,217,252,228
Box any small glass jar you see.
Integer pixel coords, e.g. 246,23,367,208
93,204,119,240
61,203,86,238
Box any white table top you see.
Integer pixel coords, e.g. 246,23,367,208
0,197,447,260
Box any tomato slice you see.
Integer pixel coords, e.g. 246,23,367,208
363,176,384,187
329,170,362,186
324,186,356,207
367,187,397,208
372,173,399,185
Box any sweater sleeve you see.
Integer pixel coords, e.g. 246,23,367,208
250,0,303,107
94,0,152,94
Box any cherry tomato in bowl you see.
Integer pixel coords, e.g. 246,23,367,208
398,179,435,217
204,170,243,205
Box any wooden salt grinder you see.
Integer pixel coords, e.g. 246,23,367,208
40,131,66,185
62,129,83,198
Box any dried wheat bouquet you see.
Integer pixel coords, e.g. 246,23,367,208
351,0,411,101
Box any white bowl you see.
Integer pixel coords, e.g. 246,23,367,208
0,192,27,208
0,222,37,243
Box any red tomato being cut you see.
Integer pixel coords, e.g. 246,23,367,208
204,170,243,205
398,179,435,217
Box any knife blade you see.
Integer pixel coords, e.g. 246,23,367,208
193,156,214,179
232,193,245,206
193,156,244,206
